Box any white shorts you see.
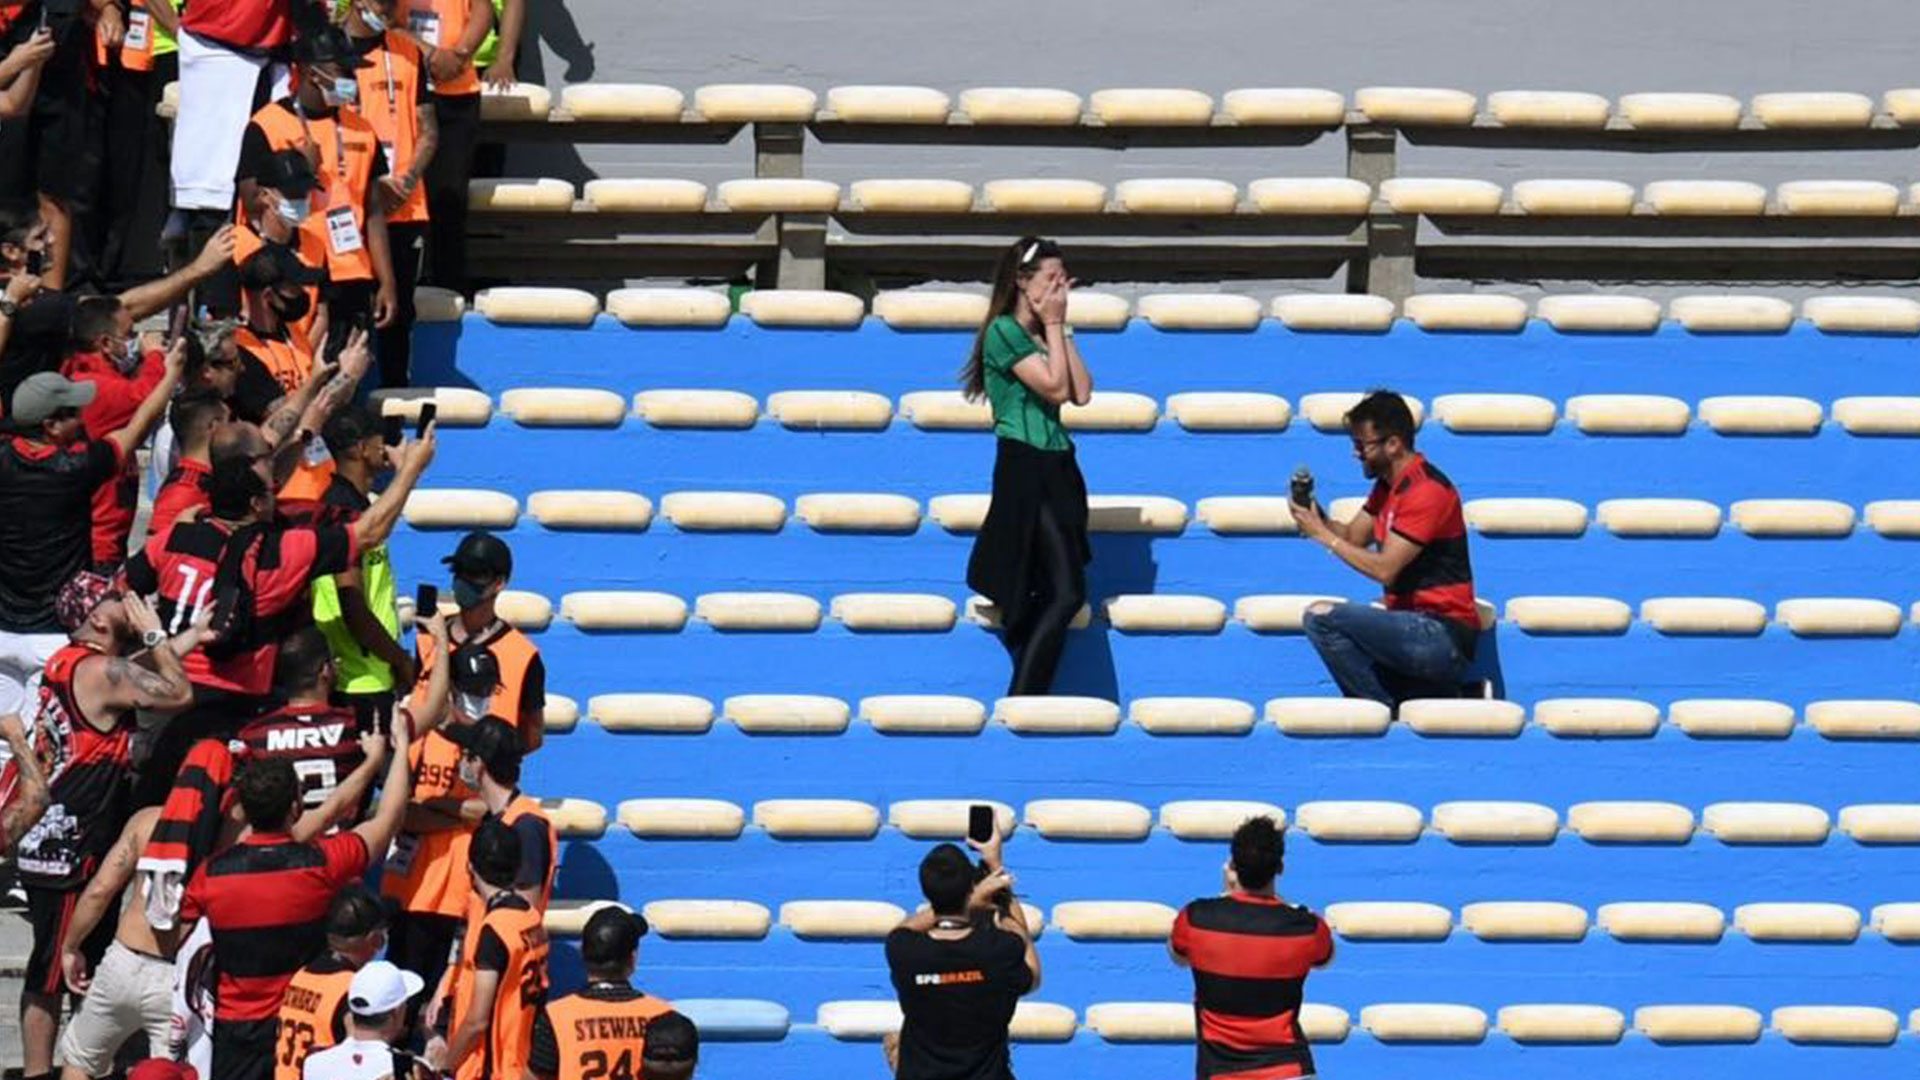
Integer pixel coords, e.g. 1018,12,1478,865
57,940,176,1077
0,628,64,726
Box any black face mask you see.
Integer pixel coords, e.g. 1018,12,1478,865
23,249,44,276
271,290,312,324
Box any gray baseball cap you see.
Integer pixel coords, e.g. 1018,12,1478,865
11,372,96,425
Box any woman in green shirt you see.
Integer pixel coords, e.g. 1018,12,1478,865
962,236,1096,696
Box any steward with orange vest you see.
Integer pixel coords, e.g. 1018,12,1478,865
439,819,548,1080
272,886,389,1080
528,907,674,1080
229,149,327,354
231,242,337,509
446,716,555,911
403,0,491,292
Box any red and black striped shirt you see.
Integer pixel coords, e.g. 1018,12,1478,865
181,830,369,1021
1363,454,1478,634
8,644,134,890
1170,893,1333,1080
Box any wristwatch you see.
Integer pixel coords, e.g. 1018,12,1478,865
142,628,167,648
0,298,17,319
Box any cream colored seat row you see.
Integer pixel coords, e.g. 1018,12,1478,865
1382,178,1920,217
442,286,1920,335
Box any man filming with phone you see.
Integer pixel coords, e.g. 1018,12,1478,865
884,809,1041,1080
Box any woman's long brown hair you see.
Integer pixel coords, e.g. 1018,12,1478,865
960,236,1061,401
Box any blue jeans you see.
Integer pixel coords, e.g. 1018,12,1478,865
1302,602,1469,708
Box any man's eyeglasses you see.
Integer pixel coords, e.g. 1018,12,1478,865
1351,437,1385,454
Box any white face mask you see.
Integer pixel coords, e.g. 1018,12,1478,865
276,193,309,225
454,690,490,721
359,5,388,32
323,76,360,107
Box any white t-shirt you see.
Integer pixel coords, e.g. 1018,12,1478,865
303,1036,402,1080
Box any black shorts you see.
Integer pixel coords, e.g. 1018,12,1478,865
211,1017,278,1080
0,13,101,203
24,883,113,997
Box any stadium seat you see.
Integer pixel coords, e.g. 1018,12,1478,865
829,594,957,632
1535,295,1664,333
994,697,1123,735
1731,499,1856,537
633,390,759,428
493,591,553,631
403,490,519,529
1299,392,1424,431
1567,801,1695,843
1486,90,1611,128
589,693,715,733
642,900,771,938
966,596,1092,631
871,291,989,328
1136,294,1263,330
526,490,654,531
751,800,881,839
1324,902,1453,940
606,288,733,327
980,179,1108,213
542,695,578,733
1294,801,1423,842
557,84,684,121
1497,1005,1626,1044
498,388,626,427
1668,295,1796,332
545,899,627,936
887,800,1016,839
1066,291,1131,328
1104,595,1228,633
1734,903,1861,942
1271,294,1396,331
412,287,467,323
1775,598,1901,636
1805,700,1920,739
1359,1004,1488,1042
583,179,709,213
468,178,573,211
1195,498,1299,535
540,797,607,837
560,591,689,631
1399,701,1527,738
1402,294,1529,331
899,392,993,430
1061,392,1159,431
815,1001,900,1039
1771,1006,1899,1045
1235,595,1342,632
721,694,850,733
1595,499,1722,537
659,492,788,531
1429,801,1558,841
768,392,894,430
779,900,907,938
1643,180,1769,215
1463,498,1587,535
1113,179,1238,214
1533,698,1662,737
1505,596,1633,634
1247,178,1372,214
1511,180,1636,215
1265,698,1392,736
1872,903,1920,939
824,85,952,123
1667,699,1796,738
1697,396,1824,435
1126,697,1255,735
1885,88,1920,124
618,800,747,839
1085,1002,1193,1042
1165,392,1292,431
1378,178,1504,214
1596,902,1727,942
1087,495,1189,532
850,181,976,214
1700,802,1831,844
1461,901,1589,941
958,87,1084,125
1023,799,1154,839
1220,88,1346,125
1810,300,1920,335
1750,91,1875,128
1156,800,1286,839
1051,901,1178,940
473,287,600,326
478,83,551,120
1775,180,1900,215
1634,1005,1762,1043
1565,395,1692,434
1839,804,1920,843
692,84,818,122
1868,500,1920,536
856,695,985,734
1433,394,1558,434
695,593,824,631
1639,598,1769,636
672,1000,792,1041
1088,88,1215,126
370,386,490,424
1355,87,1478,125
1618,92,1743,129
715,179,841,213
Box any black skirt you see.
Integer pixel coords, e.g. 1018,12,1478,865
966,438,1092,630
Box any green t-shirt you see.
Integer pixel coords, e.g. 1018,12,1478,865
983,315,1071,451
313,541,400,694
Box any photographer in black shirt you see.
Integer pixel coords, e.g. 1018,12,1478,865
884,829,1041,1080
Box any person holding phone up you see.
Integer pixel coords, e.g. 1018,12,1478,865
884,810,1042,1080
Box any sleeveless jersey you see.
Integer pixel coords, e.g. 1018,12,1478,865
9,645,133,889
274,956,355,1080
545,990,673,1080
237,704,365,816
451,892,549,1080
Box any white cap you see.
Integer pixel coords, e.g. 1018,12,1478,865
347,961,425,1016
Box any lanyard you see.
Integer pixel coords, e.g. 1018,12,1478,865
291,101,347,184
382,43,396,113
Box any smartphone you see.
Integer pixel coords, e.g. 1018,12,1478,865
382,414,405,446
165,301,189,347
415,401,437,437
967,804,996,844
415,583,438,619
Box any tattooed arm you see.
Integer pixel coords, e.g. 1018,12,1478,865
73,598,215,724
0,714,48,856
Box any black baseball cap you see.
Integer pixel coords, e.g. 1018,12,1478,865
443,530,513,580
445,715,521,783
291,25,373,69
238,242,324,291
581,905,649,965
449,645,501,696
257,148,319,200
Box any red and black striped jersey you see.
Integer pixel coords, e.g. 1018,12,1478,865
7,644,133,890
236,705,365,816
1170,893,1333,1080
1363,454,1478,632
